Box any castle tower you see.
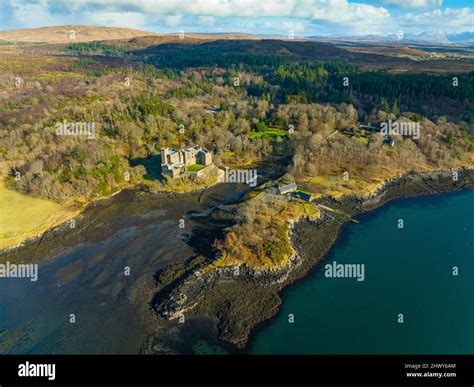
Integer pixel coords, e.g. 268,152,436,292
160,147,170,165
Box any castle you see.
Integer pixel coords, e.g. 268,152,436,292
161,146,212,179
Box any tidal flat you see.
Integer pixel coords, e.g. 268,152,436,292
0,169,472,354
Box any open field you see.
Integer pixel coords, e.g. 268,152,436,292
300,174,384,199
250,127,289,140
0,181,78,250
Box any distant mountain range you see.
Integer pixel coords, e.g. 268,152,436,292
0,25,472,47
448,32,474,43
309,31,474,45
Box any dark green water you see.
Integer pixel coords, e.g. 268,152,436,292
251,189,474,354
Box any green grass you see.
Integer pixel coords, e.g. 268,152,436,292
187,163,205,172
0,181,79,250
249,126,289,140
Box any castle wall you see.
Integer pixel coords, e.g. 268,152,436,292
161,146,212,179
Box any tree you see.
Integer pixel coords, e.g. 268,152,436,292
255,122,268,132
392,101,399,117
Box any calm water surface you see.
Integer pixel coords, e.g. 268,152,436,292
251,189,474,354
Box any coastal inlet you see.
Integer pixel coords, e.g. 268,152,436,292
0,181,248,354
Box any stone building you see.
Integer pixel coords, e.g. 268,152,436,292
161,146,212,179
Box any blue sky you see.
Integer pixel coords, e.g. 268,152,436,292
0,0,472,37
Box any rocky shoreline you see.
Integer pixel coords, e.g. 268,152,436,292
150,167,474,351
2,166,472,354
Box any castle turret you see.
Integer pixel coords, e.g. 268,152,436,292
160,147,170,165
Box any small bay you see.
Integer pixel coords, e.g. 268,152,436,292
251,189,474,354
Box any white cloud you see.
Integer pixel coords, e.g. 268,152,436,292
82,0,392,35
8,0,62,27
378,0,443,9
84,11,147,28
282,20,306,32
401,7,474,34
37,0,391,26
1,0,472,37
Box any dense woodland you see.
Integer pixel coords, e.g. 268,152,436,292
0,39,473,205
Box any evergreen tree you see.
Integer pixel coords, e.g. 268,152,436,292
392,101,399,117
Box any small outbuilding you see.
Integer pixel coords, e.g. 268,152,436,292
278,183,297,195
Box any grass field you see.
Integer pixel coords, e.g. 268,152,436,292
187,163,205,172
301,174,382,199
0,181,78,250
249,127,288,140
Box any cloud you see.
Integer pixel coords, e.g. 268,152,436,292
0,0,471,37
99,0,392,35
282,20,306,32
401,7,474,34
8,0,62,27
377,0,443,9
9,0,390,26
84,11,147,29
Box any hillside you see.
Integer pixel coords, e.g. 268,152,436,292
0,25,264,45
1,27,473,253
0,25,156,44
132,38,474,74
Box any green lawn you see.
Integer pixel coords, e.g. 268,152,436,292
187,163,205,172
249,127,289,140
0,181,78,250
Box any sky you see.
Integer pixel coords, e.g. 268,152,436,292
0,0,472,37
